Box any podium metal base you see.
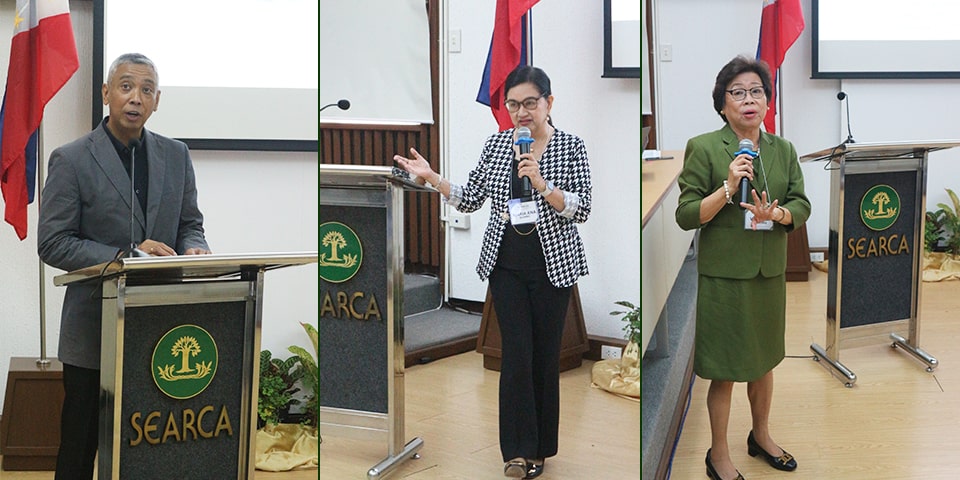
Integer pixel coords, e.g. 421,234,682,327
890,333,938,372
811,343,857,388
367,437,424,479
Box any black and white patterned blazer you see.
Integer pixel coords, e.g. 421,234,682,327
446,128,592,288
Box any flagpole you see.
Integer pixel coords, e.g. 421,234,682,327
777,67,784,136
37,123,50,368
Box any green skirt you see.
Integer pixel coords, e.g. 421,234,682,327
694,273,785,382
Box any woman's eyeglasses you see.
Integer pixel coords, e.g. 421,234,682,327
725,87,766,101
504,94,546,112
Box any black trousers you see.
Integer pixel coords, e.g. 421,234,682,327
489,266,572,462
55,364,100,480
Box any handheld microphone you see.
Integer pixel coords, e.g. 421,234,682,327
320,99,351,112
837,91,855,144
515,127,534,200
735,138,757,206
126,139,149,258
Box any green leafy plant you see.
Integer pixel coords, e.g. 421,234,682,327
258,349,303,427
925,210,945,253
288,322,318,428
610,300,642,345
926,188,960,256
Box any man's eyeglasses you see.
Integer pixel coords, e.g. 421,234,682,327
504,94,546,113
725,87,766,101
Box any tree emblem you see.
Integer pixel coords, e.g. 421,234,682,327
319,222,363,283
152,326,218,399
861,185,900,231
322,231,347,262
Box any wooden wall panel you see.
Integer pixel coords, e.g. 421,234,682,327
320,123,442,272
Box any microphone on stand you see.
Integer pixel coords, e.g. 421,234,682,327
837,91,856,144
126,139,149,258
515,127,534,200
320,99,351,112
735,138,757,207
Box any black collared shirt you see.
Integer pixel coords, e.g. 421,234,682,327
101,117,148,215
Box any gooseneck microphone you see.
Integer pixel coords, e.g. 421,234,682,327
126,139,149,258
735,138,757,206
320,99,351,112
837,91,855,144
515,127,534,200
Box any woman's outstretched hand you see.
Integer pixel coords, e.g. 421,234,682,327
394,147,435,184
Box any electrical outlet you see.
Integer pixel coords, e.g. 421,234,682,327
660,44,673,62
448,212,470,229
449,29,462,53
810,251,825,263
601,345,622,360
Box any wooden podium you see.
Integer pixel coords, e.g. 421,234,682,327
476,284,590,373
786,224,812,282
0,358,64,470
54,252,317,479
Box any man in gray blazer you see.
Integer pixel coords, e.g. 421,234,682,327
37,53,211,480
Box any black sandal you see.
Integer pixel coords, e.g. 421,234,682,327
504,457,527,478
525,458,544,479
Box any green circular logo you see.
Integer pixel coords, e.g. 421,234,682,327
319,221,362,283
152,325,218,399
860,184,900,231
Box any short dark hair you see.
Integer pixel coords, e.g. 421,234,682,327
505,65,552,98
711,56,772,122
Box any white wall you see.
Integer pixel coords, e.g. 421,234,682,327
652,0,960,249
446,1,641,339
0,0,318,411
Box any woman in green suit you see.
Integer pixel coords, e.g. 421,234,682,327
676,56,811,480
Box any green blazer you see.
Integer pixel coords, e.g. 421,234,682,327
675,124,811,279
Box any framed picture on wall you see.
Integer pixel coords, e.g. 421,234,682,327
603,0,640,78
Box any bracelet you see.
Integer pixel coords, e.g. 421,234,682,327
775,206,785,223
722,180,733,204
430,172,442,189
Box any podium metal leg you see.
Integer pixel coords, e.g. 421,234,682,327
890,333,938,372
367,437,424,479
811,343,857,388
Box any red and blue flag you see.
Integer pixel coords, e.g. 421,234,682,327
476,0,539,131
756,0,804,135
0,0,79,239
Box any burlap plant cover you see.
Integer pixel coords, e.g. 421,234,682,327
591,341,640,400
255,423,319,472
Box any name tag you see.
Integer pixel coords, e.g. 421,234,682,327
508,198,539,225
744,210,773,231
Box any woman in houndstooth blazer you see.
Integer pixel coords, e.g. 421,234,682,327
395,65,591,479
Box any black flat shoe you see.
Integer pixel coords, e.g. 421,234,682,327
705,449,744,480
747,430,797,472
524,458,544,479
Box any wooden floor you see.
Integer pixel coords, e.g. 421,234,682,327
670,267,960,479
319,353,641,479
0,466,314,480
0,463,314,480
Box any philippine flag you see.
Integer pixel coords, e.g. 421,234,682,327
0,0,78,240
756,0,804,135
476,0,539,131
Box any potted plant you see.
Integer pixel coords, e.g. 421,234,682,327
287,322,318,428
926,188,960,256
923,188,960,281
257,350,303,428
255,324,319,472
590,301,641,398
610,300,642,346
